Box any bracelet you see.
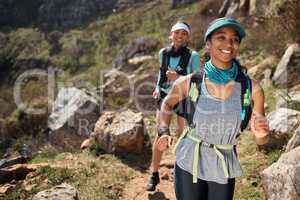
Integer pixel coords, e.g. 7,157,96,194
157,127,170,137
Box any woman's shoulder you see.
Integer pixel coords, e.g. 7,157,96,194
158,47,168,60
159,47,171,57
190,50,200,60
159,48,165,55
190,50,199,55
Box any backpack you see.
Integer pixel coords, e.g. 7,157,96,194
173,66,252,132
158,47,191,92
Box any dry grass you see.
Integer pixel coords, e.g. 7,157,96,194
234,131,283,200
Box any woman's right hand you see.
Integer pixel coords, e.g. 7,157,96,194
156,135,172,151
166,69,180,81
152,90,159,99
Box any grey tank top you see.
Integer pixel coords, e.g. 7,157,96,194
176,75,243,184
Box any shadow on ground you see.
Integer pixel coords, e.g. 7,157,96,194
115,135,153,172
148,191,170,200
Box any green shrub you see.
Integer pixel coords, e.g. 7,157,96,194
6,28,50,60
89,143,106,157
38,166,74,186
30,149,59,163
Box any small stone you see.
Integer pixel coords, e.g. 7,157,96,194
161,171,170,180
0,184,15,194
80,139,94,150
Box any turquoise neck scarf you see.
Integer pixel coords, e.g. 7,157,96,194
204,59,238,85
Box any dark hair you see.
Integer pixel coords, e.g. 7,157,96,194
200,51,210,69
205,29,242,43
182,21,191,29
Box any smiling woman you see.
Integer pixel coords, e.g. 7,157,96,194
206,27,240,69
145,21,200,192
156,17,270,200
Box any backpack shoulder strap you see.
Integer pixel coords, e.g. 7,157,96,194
172,71,204,127
190,71,203,84
158,48,171,88
236,67,253,131
188,71,203,101
177,48,191,75
161,47,170,69
185,71,204,126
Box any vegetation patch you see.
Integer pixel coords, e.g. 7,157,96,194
235,131,283,200
2,150,137,200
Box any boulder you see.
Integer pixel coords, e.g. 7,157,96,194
48,87,99,150
248,56,277,80
261,146,300,200
0,156,28,169
276,91,300,110
32,183,79,200
266,108,300,148
128,55,153,65
273,43,300,88
285,127,300,152
93,109,146,154
113,37,159,70
0,164,37,184
268,108,300,134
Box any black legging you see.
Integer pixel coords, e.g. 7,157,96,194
174,164,235,200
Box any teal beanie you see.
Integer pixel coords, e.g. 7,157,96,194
204,17,245,41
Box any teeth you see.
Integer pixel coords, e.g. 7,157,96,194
221,49,231,54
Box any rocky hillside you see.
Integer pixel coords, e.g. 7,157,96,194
0,0,148,30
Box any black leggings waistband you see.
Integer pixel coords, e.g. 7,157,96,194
174,164,235,200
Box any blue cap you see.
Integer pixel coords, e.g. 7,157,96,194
204,17,246,41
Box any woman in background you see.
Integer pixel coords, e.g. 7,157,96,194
146,21,200,191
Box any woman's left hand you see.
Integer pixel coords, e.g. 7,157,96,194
250,113,269,144
156,135,172,151
250,80,270,145
166,69,180,81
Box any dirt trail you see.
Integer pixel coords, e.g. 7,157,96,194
123,154,176,200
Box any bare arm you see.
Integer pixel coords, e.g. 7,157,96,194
160,75,191,127
250,80,270,145
156,75,191,151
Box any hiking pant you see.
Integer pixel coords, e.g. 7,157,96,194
174,164,235,200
